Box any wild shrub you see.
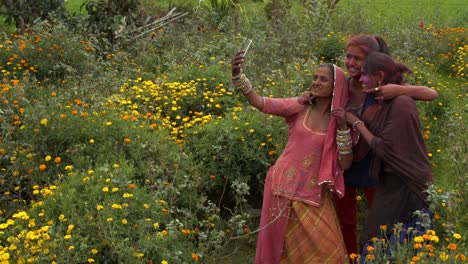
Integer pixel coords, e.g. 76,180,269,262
0,20,96,81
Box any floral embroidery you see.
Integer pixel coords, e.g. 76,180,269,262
284,166,296,179
307,172,319,190
302,154,318,168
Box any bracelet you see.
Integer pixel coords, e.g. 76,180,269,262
352,120,364,130
337,128,351,134
232,71,243,81
232,73,253,94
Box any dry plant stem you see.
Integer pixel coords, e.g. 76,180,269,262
229,197,294,240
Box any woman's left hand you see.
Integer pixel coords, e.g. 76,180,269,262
332,107,347,129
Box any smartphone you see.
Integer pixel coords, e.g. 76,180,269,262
241,39,252,57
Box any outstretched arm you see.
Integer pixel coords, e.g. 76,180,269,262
367,84,438,101
231,51,264,110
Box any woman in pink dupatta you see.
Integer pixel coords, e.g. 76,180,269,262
231,52,352,263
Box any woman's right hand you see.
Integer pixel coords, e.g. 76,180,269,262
231,51,246,77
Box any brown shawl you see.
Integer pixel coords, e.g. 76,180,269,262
366,95,433,201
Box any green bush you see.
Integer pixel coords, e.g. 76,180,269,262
0,21,96,81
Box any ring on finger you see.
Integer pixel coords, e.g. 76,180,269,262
374,87,379,92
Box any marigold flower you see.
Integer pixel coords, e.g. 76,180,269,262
192,253,199,262
128,183,135,190
439,252,449,261
453,233,462,239
54,156,61,163
447,243,457,250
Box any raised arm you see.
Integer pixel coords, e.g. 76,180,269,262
231,51,264,110
367,84,438,101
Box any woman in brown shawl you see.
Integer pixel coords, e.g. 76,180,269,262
345,52,434,262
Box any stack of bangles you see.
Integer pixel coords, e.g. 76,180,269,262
232,72,253,94
336,128,352,155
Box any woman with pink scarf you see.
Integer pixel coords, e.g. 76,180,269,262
231,51,352,263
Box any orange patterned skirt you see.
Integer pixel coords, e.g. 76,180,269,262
280,194,348,264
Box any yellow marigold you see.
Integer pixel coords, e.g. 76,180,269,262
439,252,449,261
414,236,424,243
453,233,462,240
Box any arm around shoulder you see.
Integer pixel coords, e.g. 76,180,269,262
382,84,438,101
